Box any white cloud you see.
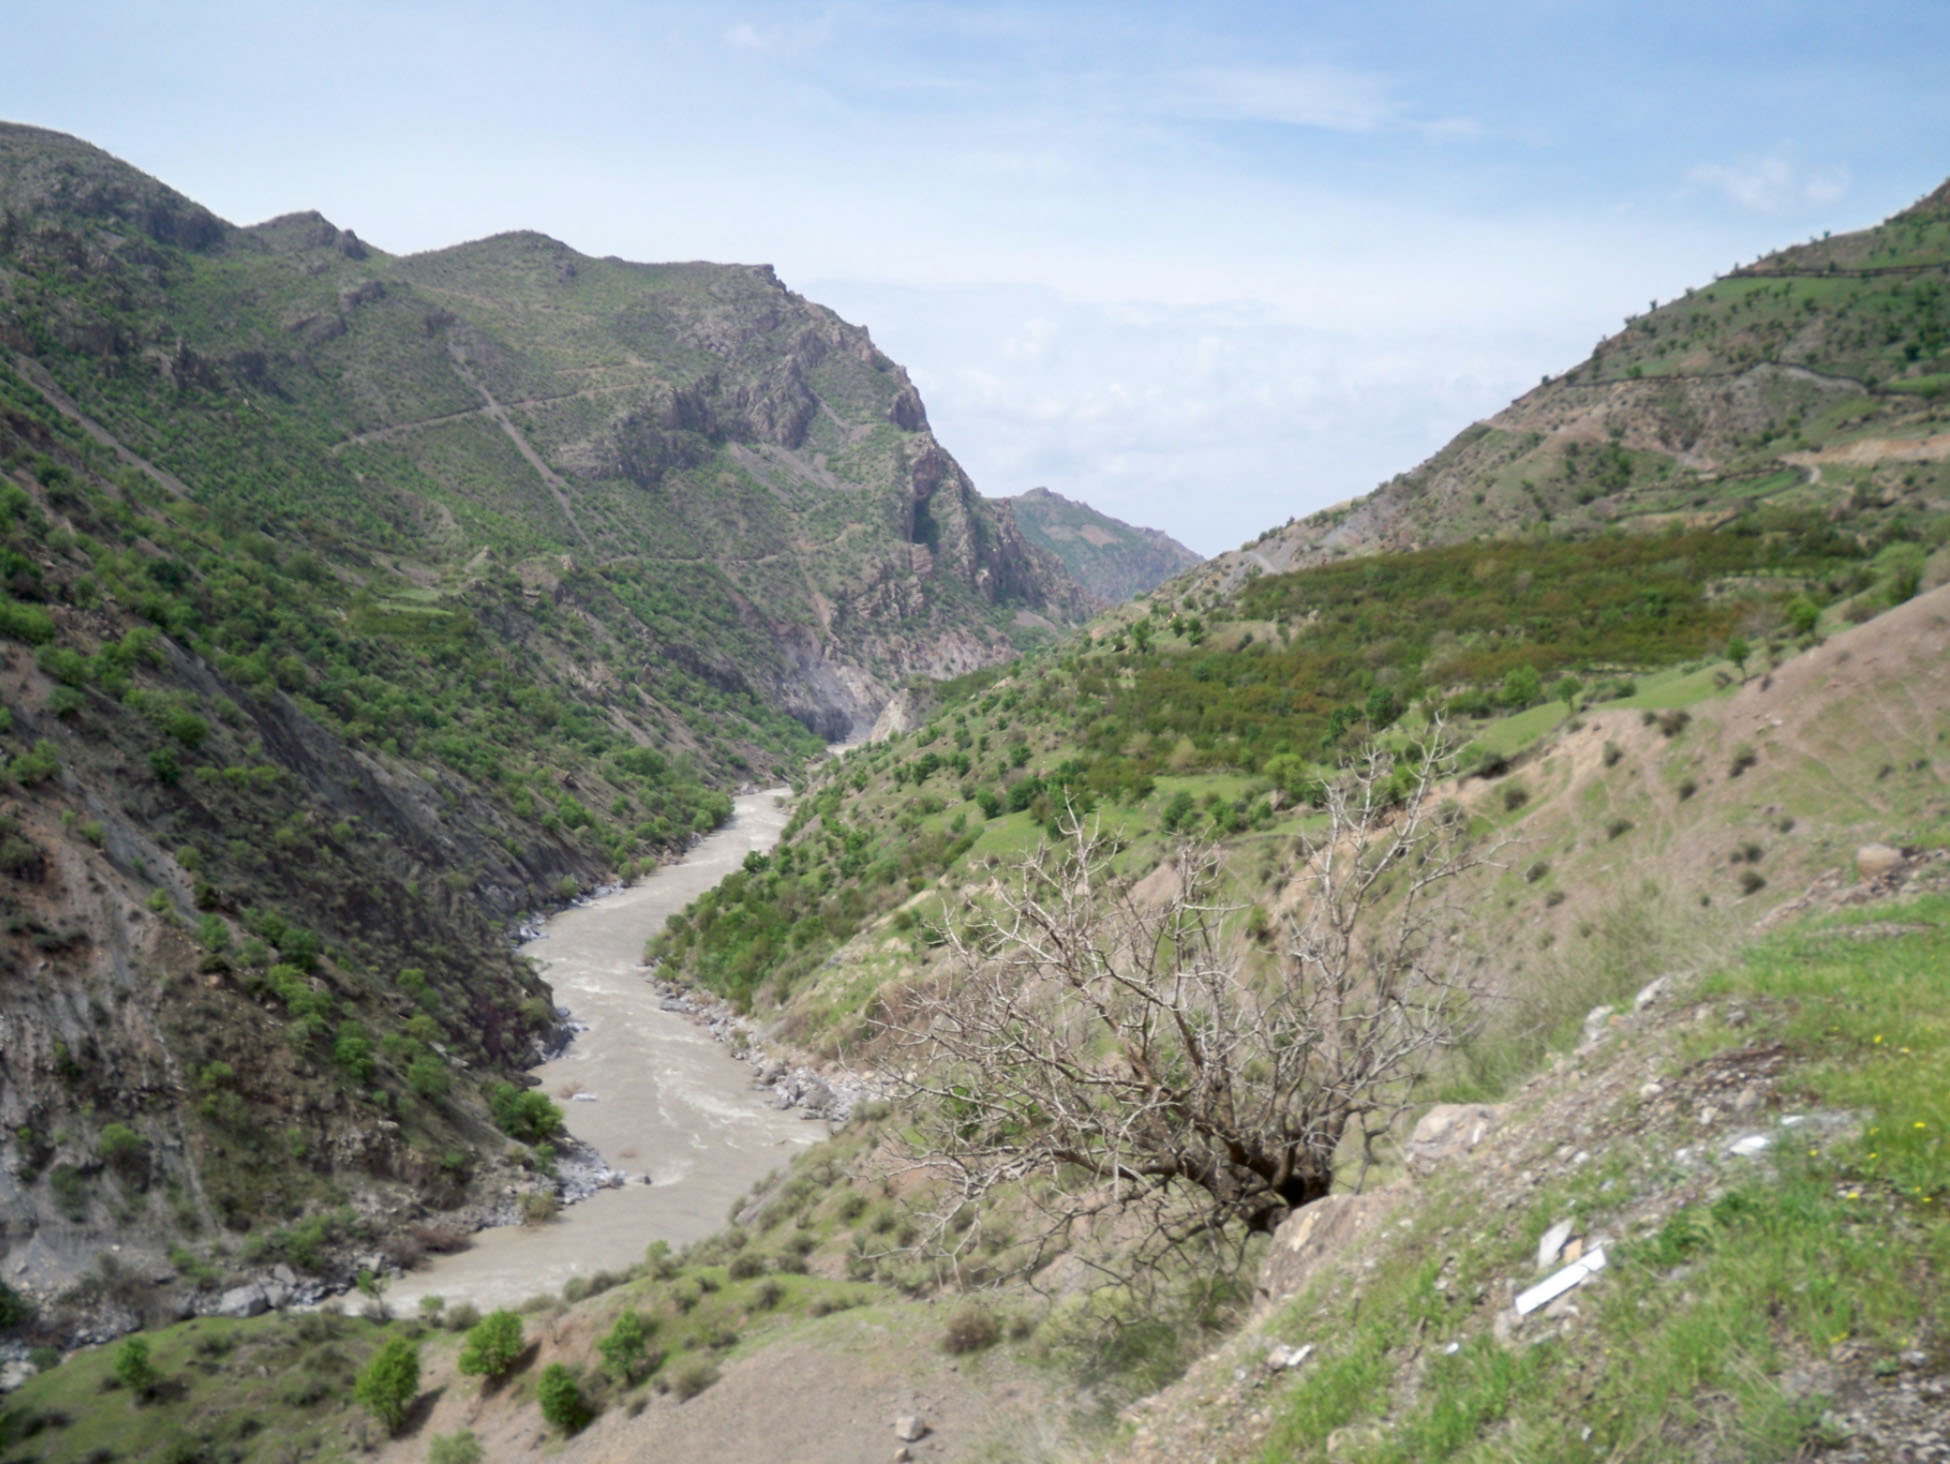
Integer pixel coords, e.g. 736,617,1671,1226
811,281,1562,555
1687,152,1851,213
724,21,765,49
1166,62,1399,132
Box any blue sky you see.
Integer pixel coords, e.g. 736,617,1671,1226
10,2,1949,554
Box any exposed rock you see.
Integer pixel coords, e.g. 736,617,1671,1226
1536,1218,1575,1271
894,1415,930,1442
214,1283,268,1319
1403,1103,1507,1177
1256,1192,1392,1310
1264,1342,1314,1371
1856,843,1904,881
870,690,916,743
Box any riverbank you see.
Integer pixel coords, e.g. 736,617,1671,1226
385,788,821,1312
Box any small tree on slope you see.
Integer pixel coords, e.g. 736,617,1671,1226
883,727,1498,1287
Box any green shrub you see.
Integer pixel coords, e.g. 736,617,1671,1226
667,1354,719,1401
488,1082,564,1143
407,1054,450,1102
98,1123,147,1180
1500,781,1529,812
352,1334,420,1434
10,738,59,786
536,1362,591,1433
114,1335,159,1400
941,1303,1000,1355
429,1432,484,1464
457,1309,525,1384
598,1309,652,1383
0,1281,32,1332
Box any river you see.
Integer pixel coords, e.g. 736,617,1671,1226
388,787,821,1312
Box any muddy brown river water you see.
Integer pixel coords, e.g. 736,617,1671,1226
389,788,820,1311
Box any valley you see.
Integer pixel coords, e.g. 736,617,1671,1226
2,127,1949,1464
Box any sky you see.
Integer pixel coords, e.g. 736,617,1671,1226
8,2,1949,555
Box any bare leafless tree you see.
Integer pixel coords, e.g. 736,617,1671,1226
880,726,1498,1286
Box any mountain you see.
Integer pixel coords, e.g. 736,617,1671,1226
1000,486,1202,602
5,152,1949,1463
1198,176,1950,588
0,122,1086,1328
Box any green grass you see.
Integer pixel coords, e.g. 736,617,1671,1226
1255,896,1950,1463
0,1312,398,1462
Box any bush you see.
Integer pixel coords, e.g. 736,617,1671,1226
457,1309,525,1384
114,1336,160,1400
1605,817,1634,840
537,1362,591,1433
428,1432,484,1464
941,1303,1000,1355
1729,742,1758,777
98,1123,147,1180
353,1334,420,1433
668,1354,719,1401
598,1309,652,1383
1500,664,1542,709
1500,781,1529,812
1676,777,1698,800
445,1300,482,1332
407,1054,450,1102
1738,869,1768,895
727,1251,766,1281
0,1281,32,1332
488,1083,564,1143
1601,740,1623,768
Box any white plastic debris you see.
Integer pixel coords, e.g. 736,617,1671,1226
1515,1246,1608,1316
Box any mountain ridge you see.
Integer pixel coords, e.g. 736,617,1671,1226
1001,485,1202,602
1187,175,1950,595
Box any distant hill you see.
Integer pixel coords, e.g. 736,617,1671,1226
1195,176,1950,590
1001,486,1202,601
